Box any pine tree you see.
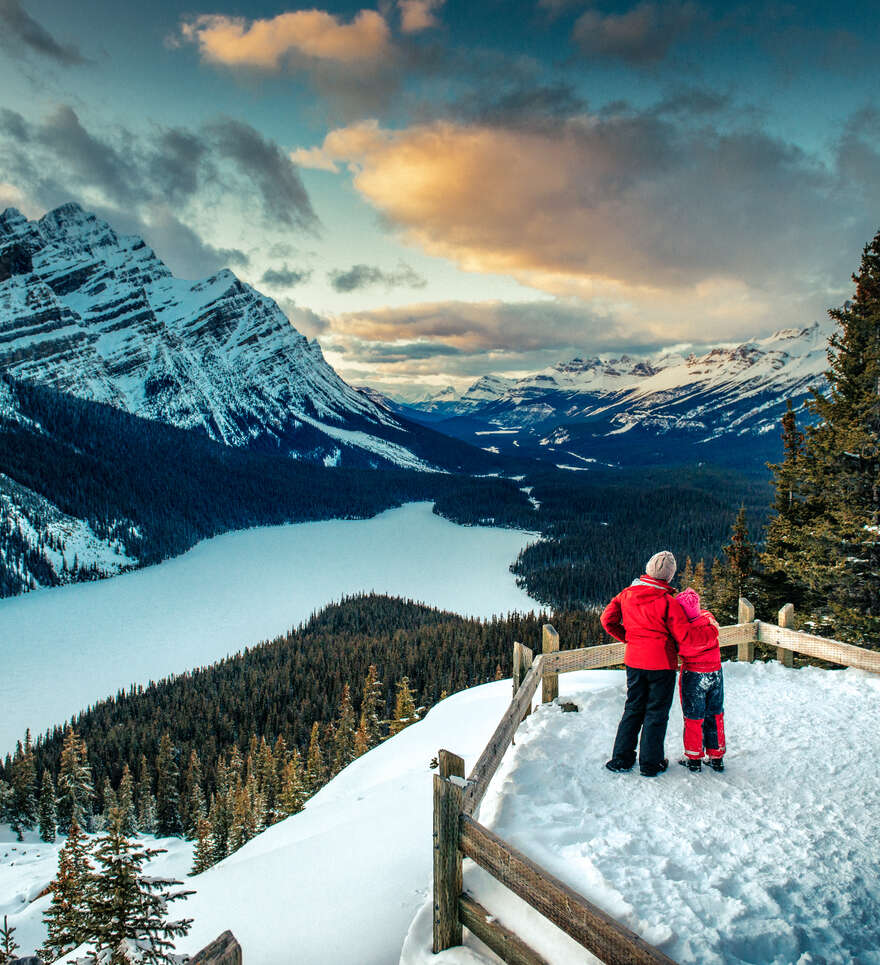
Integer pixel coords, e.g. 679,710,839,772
136,754,156,834
0,915,18,965
332,684,357,774
358,664,385,750
189,816,214,876
387,677,419,737
102,777,118,830
56,728,94,834
41,817,93,961
256,738,278,819
155,733,182,837
680,556,695,590
692,559,708,599
278,749,307,817
10,733,37,840
117,763,137,837
182,750,205,839
86,806,194,964
208,793,228,864
39,770,57,843
765,233,880,643
305,722,325,793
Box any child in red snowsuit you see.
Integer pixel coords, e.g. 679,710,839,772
675,588,725,773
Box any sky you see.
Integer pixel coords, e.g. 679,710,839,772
0,0,878,398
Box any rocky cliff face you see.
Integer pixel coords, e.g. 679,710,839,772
0,203,464,470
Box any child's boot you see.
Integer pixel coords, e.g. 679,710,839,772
705,757,724,772
678,757,701,773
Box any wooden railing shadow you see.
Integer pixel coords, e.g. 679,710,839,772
432,600,880,964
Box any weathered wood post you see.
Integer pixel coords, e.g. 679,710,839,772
541,624,559,704
512,641,524,696
777,603,795,667
433,749,465,952
737,597,755,663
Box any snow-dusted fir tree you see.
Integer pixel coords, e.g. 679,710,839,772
117,764,137,837
39,770,57,842
85,806,193,964
333,684,357,774
136,754,156,834
388,677,419,737
305,722,325,793
41,817,93,961
57,728,94,833
189,817,214,876
155,734,182,837
182,750,205,838
278,748,307,817
10,733,37,839
355,664,384,753
0,914,18,965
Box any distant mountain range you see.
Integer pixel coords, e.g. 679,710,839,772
387,326,830,470
0,203,492,474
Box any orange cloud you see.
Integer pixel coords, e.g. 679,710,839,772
180,9,393,69
398,0,444,33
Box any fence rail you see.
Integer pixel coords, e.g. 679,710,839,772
433,599,878,964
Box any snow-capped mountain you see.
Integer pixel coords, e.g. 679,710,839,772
0,204,487,472
394,326,830,468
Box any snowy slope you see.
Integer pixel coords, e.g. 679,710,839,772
395,326,830,467
0,204,485,472
4,662,878,964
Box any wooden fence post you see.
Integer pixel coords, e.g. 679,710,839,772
433,749,464,953
777,604,795,667
541,625,559,704
512,641,523,696
737,597,755,663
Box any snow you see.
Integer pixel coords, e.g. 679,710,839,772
4,662,879,964
0,503,539,753
0,826,193,959
402,662,880,965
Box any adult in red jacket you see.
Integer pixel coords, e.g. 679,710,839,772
601,550,710,776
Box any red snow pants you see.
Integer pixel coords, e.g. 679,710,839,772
679,669,725,759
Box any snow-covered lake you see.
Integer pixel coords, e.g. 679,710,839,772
0,502,539,753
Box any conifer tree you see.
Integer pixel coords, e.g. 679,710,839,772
117,763,137,837
155,734,182,837
56,728,94,834
764,233,880,643
692,559,708,599
388,677,419,737
102,777,118,830
136,754,156,834
41,817,93,961
10,733,37,839
39,770,57,843
256,738,278,819
208,793,228,864
86,806,194,963
681,556,695,589
305,722,325,793
182,750,205,839
333,684,357,774
190,816,214,876
0,915,18,965
278,749,307,817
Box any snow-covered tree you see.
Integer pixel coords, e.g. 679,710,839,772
10,732,37,839
305,722,325,793
0,915,18,965
136,755,155,834
278,749,307,817
189,816,214,876
39,770,57,843
85,807,194,964
388,677,419,737
57,728,94,834
155,734,182,837
117,764,137,837
332,684,357,774
41,817,93,961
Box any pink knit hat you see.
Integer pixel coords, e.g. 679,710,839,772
677,588,701,621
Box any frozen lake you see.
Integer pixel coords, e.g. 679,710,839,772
0,502,539,753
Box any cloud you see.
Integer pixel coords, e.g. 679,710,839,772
572,1,703,65
328,262,428,292
398,0,445,34
260,265,312,287
206,119,318,231
179,9,392,68
0,0,87,66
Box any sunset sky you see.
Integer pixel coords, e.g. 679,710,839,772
1,0,878,396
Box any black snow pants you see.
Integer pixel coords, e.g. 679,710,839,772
611,667,677,769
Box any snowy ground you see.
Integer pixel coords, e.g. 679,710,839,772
403,662,880,965
0,825,193,958
6,662,877,964
0,502,538,753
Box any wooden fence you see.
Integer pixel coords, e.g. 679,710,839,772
432,600,880,964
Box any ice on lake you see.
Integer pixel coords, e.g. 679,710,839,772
0,503,539,753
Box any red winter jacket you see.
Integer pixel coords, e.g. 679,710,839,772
678,610,721,672
600,575,712,670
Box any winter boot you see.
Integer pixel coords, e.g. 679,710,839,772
678,757,701,773
639,758,668,777
705,757,725,772
605,757,635,773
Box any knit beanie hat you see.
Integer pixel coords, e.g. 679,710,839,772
646,550,676,583
677,587,701,621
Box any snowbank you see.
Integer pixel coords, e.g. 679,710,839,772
402,662,880,965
